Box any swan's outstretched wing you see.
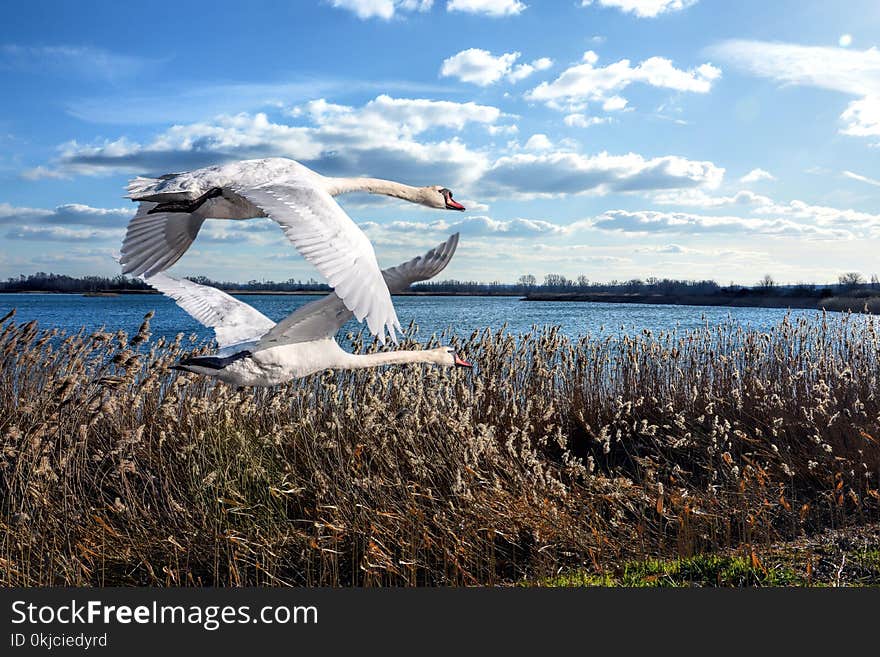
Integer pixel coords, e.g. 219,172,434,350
120,201,205,278
256,233,459,349
230,182,400,344
143,272,275,350
381,232,459,294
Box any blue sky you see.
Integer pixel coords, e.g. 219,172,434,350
1,0,879,285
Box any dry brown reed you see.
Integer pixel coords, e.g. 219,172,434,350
1,309,878,586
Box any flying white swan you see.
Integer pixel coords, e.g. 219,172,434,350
120,157,466,344
143,233,471,387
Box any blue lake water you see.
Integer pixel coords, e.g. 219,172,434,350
0,293,826,344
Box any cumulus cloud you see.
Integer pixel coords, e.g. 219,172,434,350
650,189,771,208
481,150,724,197
709,40,880,141
840,96,880,138
328,0,433,20
446,0,526,17
591,209,849,239
5,225,123,242
581,0,698,18
593,191,880,241
523,134,553,151
526,50,721,112
0,202,133,228
508,57,553,83
739,168,775,183
28,95,502,187
440,49,551,86
362,214,582,239
564,113,609,128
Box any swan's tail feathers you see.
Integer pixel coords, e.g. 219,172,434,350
172,350,250,376
119,202,205,277
382,232,460,294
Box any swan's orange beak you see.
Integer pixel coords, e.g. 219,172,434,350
445,198,466,211
454,353,472,368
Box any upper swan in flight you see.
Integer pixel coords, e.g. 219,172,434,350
119,157,466,344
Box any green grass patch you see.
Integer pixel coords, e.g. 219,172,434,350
541,554,803,588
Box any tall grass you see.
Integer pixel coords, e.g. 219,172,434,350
0,308,878,586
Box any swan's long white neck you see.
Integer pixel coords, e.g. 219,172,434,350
324,177,430,204
338,347,450,370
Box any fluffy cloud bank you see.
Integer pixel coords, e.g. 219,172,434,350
362,214,579,238
581,0,698,18
27,95,503,188
481,151,724,196
593,193,880,240
446,0,525,16
739,168,775,183
526,50,720,112
0,202,132,227
29,93,729,200
440,48,552,86
328,0,433,20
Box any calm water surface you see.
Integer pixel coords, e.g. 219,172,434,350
0,293,826,344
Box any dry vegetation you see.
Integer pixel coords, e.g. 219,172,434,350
1,307,879,586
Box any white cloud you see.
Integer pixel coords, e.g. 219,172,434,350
5,225,123,242
591,209,850,239
362,214,581,239
651,189,771,208
581,0,698,18
840,96,880,138
526,50,720,112
440,49,518,85
652,188,880,236
709,40,880,140
481,150,724,197
0,202,133,228
440,49,551,86
739,168,775,183
507,56,553,83
446,0,526,17
842,170,880,187
602,95,629,111
564,113,609,128
30,95,501,187
328,0,433,20
753,198,880,234
523,134,553,151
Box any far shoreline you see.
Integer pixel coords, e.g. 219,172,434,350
523,291,880,314
4,288,879,314
0,289,523,298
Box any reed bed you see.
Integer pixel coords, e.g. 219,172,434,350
1,308,878,586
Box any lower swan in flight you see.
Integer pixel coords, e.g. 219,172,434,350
120,157,467,344
144,233,471,387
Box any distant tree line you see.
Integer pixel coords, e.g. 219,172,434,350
0,272,331,293
2,270,878,297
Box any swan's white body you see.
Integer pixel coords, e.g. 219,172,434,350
145,234,467,387
121,157,465,344
197,339,457,387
